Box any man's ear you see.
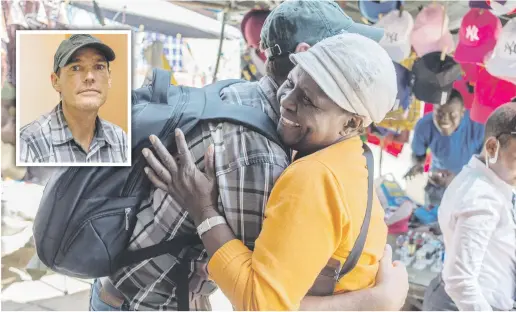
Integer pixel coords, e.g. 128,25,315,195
51,72,61,93
485,137,498,156
295,42,311,53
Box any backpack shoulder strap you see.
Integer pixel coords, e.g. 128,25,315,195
200,79,283,147
149,68,172,104
338,143,374,278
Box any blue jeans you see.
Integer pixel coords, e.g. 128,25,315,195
89,279,129,311
423,275,458,311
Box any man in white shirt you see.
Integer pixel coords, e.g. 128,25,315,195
423,102,516,311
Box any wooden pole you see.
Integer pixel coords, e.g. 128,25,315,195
212,8,228,82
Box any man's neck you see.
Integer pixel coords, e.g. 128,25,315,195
262,75,281,115
61,101,98,152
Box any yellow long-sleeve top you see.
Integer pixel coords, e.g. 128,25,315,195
207,137,388,310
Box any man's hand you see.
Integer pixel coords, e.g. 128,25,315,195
404,164,424,180
299,244,409,311
428,169,456,188
374,244,409,311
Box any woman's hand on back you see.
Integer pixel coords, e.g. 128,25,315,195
142,129,219,224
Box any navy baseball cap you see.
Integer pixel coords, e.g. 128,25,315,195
260,0,384,61
359,0,403,24
393,62,412,111
53,34,115,73
469,0,491,9
412,52,462,105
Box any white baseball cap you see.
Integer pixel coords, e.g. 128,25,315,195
485,18,516,84
375,9,414,62
489,0,516,15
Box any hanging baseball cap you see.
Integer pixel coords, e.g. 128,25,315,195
487,0,516,15
469,0,492,8
454,8,502,65
410,3,455,58
241,9,270,48
359,0,401,24
241,9,270,62
470,68,516,124
485,18,516,85
412,51,462,105
53,34,115,73
393,61,413,110
375,9,414,62
453,79,475,110
261,0,384,61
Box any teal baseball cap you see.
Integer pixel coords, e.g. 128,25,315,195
260,0,385,61
53,34,115,73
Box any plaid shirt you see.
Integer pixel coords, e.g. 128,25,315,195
109,77,290,310
19,103,128,164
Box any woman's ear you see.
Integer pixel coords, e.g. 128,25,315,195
339,115,364,137
295,42,311,53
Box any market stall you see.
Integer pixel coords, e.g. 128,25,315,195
2,0,516,310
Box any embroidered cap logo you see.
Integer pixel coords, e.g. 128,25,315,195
385,32,399,44
465,25,480,42
504,40,516,55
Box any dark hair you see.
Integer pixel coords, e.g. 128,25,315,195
447,89,463,106
260,41,295,83
484,103,516,147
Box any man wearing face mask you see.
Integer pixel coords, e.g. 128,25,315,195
423,102,516,311
404,90,485,205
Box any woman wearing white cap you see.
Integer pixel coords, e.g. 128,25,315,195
142,33,403,311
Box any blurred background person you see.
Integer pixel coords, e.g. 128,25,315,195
423,103,516,311
240,9,269,82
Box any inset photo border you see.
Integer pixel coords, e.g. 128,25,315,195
16,29,132,167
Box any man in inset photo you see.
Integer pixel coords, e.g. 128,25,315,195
19,34,128,164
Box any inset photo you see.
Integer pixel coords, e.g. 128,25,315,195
16,30,131,166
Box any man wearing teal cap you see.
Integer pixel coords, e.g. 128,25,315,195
83,1,407,311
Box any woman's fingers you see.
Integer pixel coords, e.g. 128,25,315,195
205,144,216,181
149,135,178,174
142,147,172,184
174,129,195,168
144,167,169,192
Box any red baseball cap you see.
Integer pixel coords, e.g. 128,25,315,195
454,8,502,64
470,68,516,123
241,9,270,48
459,62,482,83
453,79,475,110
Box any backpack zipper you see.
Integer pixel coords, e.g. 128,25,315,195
63,210,128,253
125,208,131,230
